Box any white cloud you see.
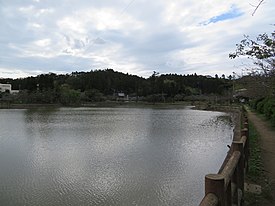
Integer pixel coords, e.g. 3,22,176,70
1,0,274,78
34,39,51,47
19,5,54,17
163,1,242,27
57,16,87,34
0,67,41,78
27,22,43,29
56,7,144,38
18,5,35,13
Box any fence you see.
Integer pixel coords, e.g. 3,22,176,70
199,114,249,206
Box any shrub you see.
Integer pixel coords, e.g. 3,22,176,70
256,99,265,114
263,98,275,119
271,113,275,126
253,97,275,126
250,97,264,110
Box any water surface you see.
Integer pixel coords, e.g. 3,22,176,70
0,107,233,206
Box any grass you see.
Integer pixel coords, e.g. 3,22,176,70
246,121,263,182
244,121,273,205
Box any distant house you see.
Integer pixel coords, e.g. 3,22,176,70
0,83,11,93
0,83,19,94
115,92,129,101
11,90,19,94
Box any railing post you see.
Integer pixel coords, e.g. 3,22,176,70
232,141,244,205
243,115,248,125
244,122,249,155
232,169,238,204
241,126,249,173
225,179,232,206
205,174,225,206
243,121,249,141
241,128,248,138
200,111,250,205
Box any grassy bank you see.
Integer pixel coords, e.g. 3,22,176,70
246,121,263,182
244,121,273,205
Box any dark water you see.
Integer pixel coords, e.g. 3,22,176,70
0,107,233,206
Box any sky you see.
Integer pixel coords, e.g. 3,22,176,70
0,0,274,79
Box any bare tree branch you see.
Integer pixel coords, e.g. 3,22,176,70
252,0,265,16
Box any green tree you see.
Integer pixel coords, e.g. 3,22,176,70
59,84,81,105
83,89,105,102
230,30,275,97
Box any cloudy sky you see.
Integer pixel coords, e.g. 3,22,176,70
0,0,274,79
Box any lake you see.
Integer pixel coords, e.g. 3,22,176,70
0,107,233,206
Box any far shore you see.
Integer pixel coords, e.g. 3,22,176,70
1,101,191,109
0,100,242,112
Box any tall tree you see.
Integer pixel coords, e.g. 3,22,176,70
230,29,275,97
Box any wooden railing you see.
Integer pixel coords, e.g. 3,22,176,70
200,115,249,206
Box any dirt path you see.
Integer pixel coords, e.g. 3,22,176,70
246,109,275,203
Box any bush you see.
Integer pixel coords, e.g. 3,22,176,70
145,94,164,103
263,98,275,119
271,111,275,126
174,94,184,101
59,85,81,105
250,98,264,110
256,100,265,113
254,97,275,126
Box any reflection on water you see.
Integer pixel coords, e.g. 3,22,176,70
0,107,233,206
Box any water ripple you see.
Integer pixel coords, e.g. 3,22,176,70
0,107,233,206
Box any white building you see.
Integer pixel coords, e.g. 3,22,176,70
0,83,12,93
116,92,129,101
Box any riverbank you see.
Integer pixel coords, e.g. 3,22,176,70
1,100,240,110
0,101,194,109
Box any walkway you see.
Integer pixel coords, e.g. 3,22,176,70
247,109,275,204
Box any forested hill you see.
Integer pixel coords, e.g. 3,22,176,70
1,69,232,104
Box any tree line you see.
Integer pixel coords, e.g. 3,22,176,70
0,69,232,105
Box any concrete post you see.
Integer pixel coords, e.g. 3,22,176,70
205,174,225,206
225,179,232,206
241,126,250,174
241,128,248,138
232,141,244,205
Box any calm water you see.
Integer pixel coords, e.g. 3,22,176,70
0,107,233,206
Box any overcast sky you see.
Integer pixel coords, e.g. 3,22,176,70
0,0,274,79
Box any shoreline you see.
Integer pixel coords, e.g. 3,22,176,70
1,101,193,109
1,100,241,110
